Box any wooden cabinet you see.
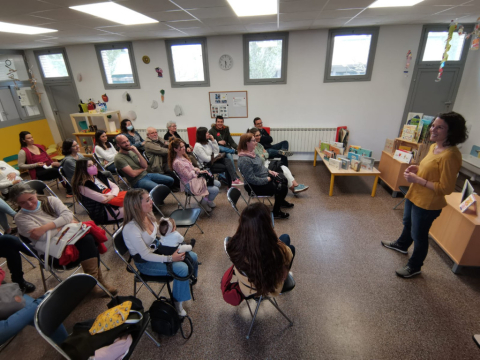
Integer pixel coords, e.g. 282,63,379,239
70,110,121,133
429,193,480,273
378,151,411,195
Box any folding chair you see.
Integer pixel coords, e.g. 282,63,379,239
172,170,211,217
93,153,130,189
238,169,273,206
149,184,204,237
227,187,274,228
224,236,294,339
113,227,174,302
393,186,410,210
142,151,150,164
58,167,77,213
35,274,159,360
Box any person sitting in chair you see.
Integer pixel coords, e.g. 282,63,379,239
0,160,22,196
253,117,293,166
208,116,237,170
60,139,85,189
120,119,145,153
163,121,198,167
94,130,117,174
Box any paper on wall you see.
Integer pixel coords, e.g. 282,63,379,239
233,97,246,107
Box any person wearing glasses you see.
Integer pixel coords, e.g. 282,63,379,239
253,117,293,167
237,133,292,219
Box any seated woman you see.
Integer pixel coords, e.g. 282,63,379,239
94,130,117,173
248,128,309,194
169,138,221,212
60,139,84,188
237,133,292,219
226,202,294,297
120,119,145,153
123,189,198,316
193,127,243,187
71,159,124,224
164,121,198,167
17,131,63,187
0,266,67,346
0,160,22,196
9,183,117,295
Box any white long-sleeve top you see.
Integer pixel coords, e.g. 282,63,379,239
193,140,219,165
0,161,22,193
94,143,117,163
123,219,168,263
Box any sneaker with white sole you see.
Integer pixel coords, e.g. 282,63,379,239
200,199,212,212
174,301,187,317
231,179,244,186
381,241,408,254
395,265,421,278
293,184,309,193
278,150,293,157
207,200,216,208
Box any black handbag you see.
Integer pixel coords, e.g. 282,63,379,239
149,297,193,339
271,173,288,192
267,160,283,173
197,172,214,187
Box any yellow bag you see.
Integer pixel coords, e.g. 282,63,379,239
89,301,142,335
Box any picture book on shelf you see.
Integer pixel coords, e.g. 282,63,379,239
401,125,417,142
393,149,413,164
320,142,330,152
357,148,373,157
350,159,361,171
384,139,395,154
340,158,350,170
323,150,335,160
360,156,375,171
417,118,433,142
406,112,423,126
330,146,344,156
329,158,342,169
399,145,412,151
347,152,361,161
348,145,361,153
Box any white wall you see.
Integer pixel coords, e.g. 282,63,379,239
31,25,425,160
453,48,480,155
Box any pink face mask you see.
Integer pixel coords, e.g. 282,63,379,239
87,166,98,176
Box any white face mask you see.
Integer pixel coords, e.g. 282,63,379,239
127,125,134,131
22,200,41,213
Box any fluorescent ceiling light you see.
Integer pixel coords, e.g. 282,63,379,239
0,22,57,35
70,2,158,25
369,0,424,8
227,0,277,17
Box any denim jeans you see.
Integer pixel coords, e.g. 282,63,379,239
267,141,289,167
134,173,174,192
0,294,68,345
185,180,220,201
105,163,116,173
396,199,442,269
218,146,236,170
0,198,16,232
135,251,198,302
279,234,295,262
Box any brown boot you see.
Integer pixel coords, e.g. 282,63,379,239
80,258,118,296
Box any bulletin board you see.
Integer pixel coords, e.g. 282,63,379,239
208,91,248,119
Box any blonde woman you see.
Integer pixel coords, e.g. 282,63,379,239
122,189,198,316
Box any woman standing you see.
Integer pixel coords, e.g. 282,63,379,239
94,130,117,173
120,119,145,152
382,112,468,278
122,189,198,316
169,138,220,212
226,202,294,297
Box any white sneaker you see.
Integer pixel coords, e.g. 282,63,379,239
174,301,187,317
200,198,212,212
207,200,216,208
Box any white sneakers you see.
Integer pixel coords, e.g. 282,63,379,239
174,301,187,317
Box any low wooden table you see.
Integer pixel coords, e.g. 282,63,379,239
313,147,381,197
429,192,480,273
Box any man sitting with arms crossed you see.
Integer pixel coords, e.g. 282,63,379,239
144,127,180,191
208,115,237,170
254,117,293,167
114,134,174,191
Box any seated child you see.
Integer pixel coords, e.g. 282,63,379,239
156,218,194,255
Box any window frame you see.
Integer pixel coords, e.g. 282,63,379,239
94,42,140,90
165,37,210,88
243,32,289,85
324,27,379,83
34,47,73,83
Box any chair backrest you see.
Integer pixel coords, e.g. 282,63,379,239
113,226,129,257
149,184,171,209
3,154,18,163
142,152,150,164
238,169,255,196
35,274,97,336
27,180,57,197
227,187,244,216
58,167,71,187
187,127,197,146
224,236,230,258
93,153,106,171
263,127,270,135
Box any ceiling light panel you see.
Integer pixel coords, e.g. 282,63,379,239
69,2,159,25
0,21,57,34
369,0,424,8
227,0,277,17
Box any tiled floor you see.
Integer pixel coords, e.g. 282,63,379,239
2,161,480,360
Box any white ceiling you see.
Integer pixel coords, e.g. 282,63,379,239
0,0,479,49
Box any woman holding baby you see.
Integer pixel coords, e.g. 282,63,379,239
122,188,198,317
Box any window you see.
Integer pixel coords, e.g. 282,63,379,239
422,31,465,62
34,49,71,81
95,42,140,89
165,38,210,88
0,53,29,81
324,27,379,83
243,33,288,85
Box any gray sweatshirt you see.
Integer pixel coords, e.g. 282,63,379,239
237,155,269,186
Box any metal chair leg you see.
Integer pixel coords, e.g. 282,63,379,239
145,330,161,347
20,253,36,268
246,296,263,339
100,258,110,271
246,299,254,317
393,198,406,210
194,223,204,234
267,297,293,325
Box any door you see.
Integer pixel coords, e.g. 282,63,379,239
0,87,20,121
402,24,472,131
45,83,79,140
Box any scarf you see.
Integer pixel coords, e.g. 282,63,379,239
238,150,256,158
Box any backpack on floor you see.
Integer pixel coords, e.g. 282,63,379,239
149,297,193,339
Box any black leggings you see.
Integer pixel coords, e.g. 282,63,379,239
36,167,72,194
248,181,288,214
210,160,232,187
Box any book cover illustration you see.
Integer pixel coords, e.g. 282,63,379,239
329,158,342,169
320,142,331,152
384,139,394,154
406,112,423,126
401,125,417,142
340,158,350,170
393,150,413,164
350,159,361,171
357,148,373,157
348,152,361,161
459,194,477,214
360,156,375,171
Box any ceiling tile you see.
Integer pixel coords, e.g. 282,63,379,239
200,17,241,26
0,0,62,17
172,0,229,9
323,0,372,10
314,9,362,19
188,6,237,19
120,0,180,12
280,1,329,13
28,8,95,21
211,24,248,33
165,21,205,29
147,10,197,22
96,23,172,32
280,11,320,21
279,20,314,29
311,18,352,28
244,23,278,32
239,15,278,25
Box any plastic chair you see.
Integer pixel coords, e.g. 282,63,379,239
223,237,294,339
34,274,159,360
92,153,130,189
187,127,197,147
393,186,410,210
238,169,273,206
149,184,203,237
113,227,174,302
172,170,211,217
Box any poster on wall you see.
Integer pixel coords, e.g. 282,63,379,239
208,91,248,118
214,93,229,104
211,104,228,118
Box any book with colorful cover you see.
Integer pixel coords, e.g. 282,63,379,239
320,142,330,152
348,145,361,153
417,118,433,142
348,152,360,161
357,148,373,157
399,145,412,151
401,125,417,142
329,158,342,169
330,146,344,156
340,158,350,170
360,156,375,171
406,112,423,126
350,159,361,171
393,149,413,164
384,139,395,154
323,150,334,160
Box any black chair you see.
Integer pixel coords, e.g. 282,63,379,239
149,184,203,237
113,227,174,302
227,187,274,228
58,167,77,214
238,169,273,206
393,186,410,210
224,236,294,339
0,230,36,270
27,179,75,211
172,170,211,217
34,273,159,360
142,151,150,164
93,153,130,189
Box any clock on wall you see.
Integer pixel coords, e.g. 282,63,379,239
219,54,233,70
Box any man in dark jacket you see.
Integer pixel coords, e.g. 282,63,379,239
254,117,293,166
208,115,237,169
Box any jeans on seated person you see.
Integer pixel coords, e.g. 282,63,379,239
134,173,174,192
105,163,116,173
0,294,68,345
218,145,236,170
267,140,289,167
279,234,295,262
134,251,198,303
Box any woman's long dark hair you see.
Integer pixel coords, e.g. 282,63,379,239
19,131,31,148
227,202,289,296
71,159,91,199
168,138,190,171
120,119,133,134
95,130,112,150
62,139,75,156
196,127,208,145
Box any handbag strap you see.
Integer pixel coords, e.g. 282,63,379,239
44,230,53,271
179,315,193,340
